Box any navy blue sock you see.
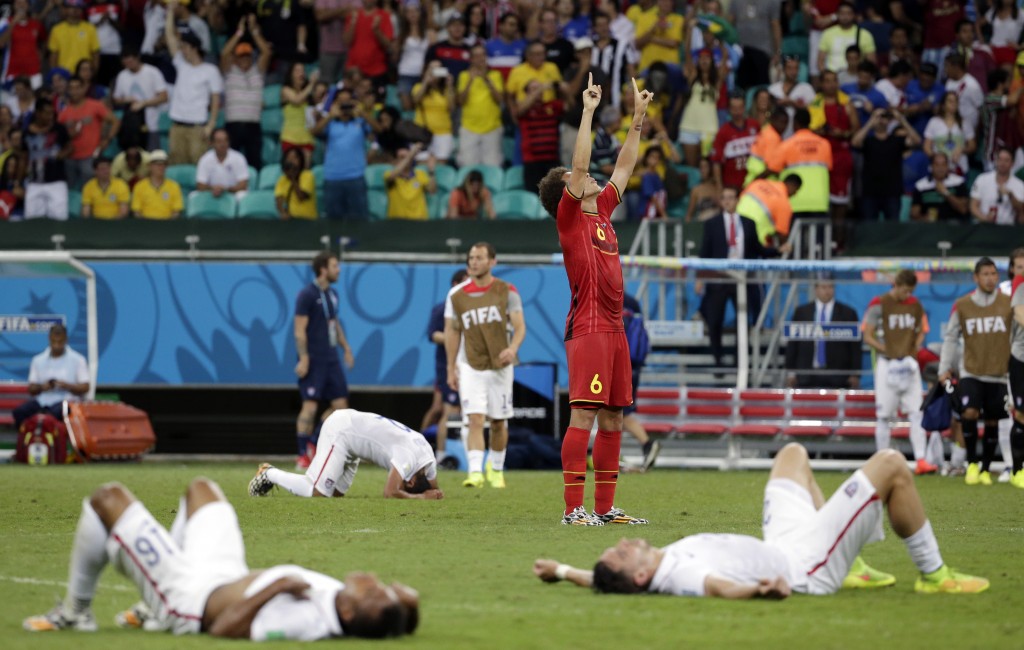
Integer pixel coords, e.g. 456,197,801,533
297,434,312,456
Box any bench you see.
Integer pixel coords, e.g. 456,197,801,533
0,383,29,429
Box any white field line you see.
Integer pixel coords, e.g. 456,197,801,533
0,574,133,592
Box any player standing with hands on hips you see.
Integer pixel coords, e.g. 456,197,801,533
537,76,653,526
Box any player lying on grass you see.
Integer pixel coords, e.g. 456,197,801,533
249,408,444,500
23,477,420,639
534,443,988,597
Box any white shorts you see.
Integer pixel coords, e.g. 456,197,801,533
458,361,513,420
874,356,923,419
306,411,359,496
106,501,249,634
762,471,884,595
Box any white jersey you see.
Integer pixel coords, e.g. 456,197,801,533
246,565,344,641
321,409,436,482
648,534,796,597
27,345,89,407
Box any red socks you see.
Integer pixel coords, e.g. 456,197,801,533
593,429,621,516
561,426,590,515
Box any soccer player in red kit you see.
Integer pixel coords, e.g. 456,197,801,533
538,75,652,526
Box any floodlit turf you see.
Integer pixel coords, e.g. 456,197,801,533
1,462,1020,649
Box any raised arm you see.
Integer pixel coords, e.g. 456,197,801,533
533,559,594,588
566,72,602,198
609,78,654,192
164,0,180,57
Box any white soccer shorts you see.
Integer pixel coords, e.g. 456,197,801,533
306,411,359,496
457,361,513,420
875,356,924,419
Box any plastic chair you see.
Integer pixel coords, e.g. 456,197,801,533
258,163,281,190
365,164,392,191
157,111,172,134
262,136,281,165
260,108,283,137
503,165,524,191
368,190,389,220
428,191,450,219
432,164,458,192
493,190,542,219
247,165,259,189
456,164,503,193
263,84,282,109
68,190,82,219
311,165,324,190
186,192,237,218
237,190,279,219
166,165,196,193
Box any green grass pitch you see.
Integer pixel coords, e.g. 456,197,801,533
1,462,1021,650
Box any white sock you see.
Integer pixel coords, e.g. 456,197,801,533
489,449,506,471
435,449,445,463
875,419,891,452
467,450,485,474
926,431,944,467
66,499,109,613
266,467,314,497
168,497,187,546
902,520,944,574
908,412,926,461
950,443,966,469
998,418,1012,469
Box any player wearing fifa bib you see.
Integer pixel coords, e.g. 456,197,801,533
538,75,653,526
23,478,420,639
861,269,934,473
249,408,443,500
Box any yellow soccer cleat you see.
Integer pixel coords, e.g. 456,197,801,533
978,470,993,486
915,566,990,594
964,463,981,485
462,471,485,488
1011,469,1024,489
842,556,896,589
485,461,505,488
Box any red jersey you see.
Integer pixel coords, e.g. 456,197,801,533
923,0,964,49
556,183,625,340
4,18,45,80
344,9,394,77
709,118,760,189
519,100,563,163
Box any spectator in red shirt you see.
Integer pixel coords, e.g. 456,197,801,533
58,75,120,190
517,79,564,194
921,0,965,77
1,0,46,87
344,0,395,97
709,93,759,190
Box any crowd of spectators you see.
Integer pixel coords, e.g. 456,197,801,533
2,0,1024,227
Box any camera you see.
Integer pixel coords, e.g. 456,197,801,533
432,67,449,79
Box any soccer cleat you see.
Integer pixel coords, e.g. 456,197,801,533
485,461,505,488
914,459,939,476
114,601,154,630
594,506,649,525
979,470,993,486
998,468,1012,483
641,440,662,472
1010,469,1024,489
561,505,604,526
842,556,896,589
248,463,275,497
462,471,485,488
23,603,98,632
964,463,981,485
914,566,989,594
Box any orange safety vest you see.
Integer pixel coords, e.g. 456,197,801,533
765,129,832,213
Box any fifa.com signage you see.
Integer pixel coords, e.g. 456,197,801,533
782,322,863,341
0,315,66,333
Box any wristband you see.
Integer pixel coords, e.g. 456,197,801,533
555,564,571,581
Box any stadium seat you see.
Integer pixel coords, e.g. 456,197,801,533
385,84,400,108
432,164,458,191
493,190,542,219
248,165,259,189
366,164,392,191
503,136,517,165
263,84,282,109
428,191,449,219
157,111,172,134
260,108,283,137
503,165,524,191
237,190,279,218
187,192,237,219
899,194,911,222
259,164,281,190
311,165,324,191
166,165,196,193
457,164,503,193
675,165,702,192
68,190,82,218
368,189,388,219
262,136,281,165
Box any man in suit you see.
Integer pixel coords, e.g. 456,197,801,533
699,185,784,369
785,279,862,389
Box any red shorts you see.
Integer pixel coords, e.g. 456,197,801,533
566,332,633,409
282,141,315,155
830,147,853,201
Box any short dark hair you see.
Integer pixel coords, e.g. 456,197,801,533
68,74,84,85
538,166,570,219
894,269,917,288
211,127,229,142
975,256,997,275
470,241,496,260
312,251,336,277
450,269,469,285
341,598,407,639
955,18,975,33
49,323,67,337
995,146,1014,160
93,156,112,168
405,472,431,494
792,108,811,130
945,52,966,70
783,175,803,191
499,11,520,26
591,561,644,594
721,184,741,198
845,44,861,57
1009,248,1024,280
888,60,912,78
988,68,1009,90
856,60,878,77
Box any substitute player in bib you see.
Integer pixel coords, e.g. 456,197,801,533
862,269,937,474
1006,248,1024,488
939,257,1013,486
537,75,652,526
444,242,527,488
24,477,419,639
533,443,988,597
249,409,443,500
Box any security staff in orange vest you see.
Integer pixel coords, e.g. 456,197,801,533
737,175,802,245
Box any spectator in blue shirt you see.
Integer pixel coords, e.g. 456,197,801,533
485,12,528,80
312,88,371,220
841,60,888,127
905,62,945,136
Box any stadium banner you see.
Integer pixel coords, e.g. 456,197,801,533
0,262,974,387
782,322,862,342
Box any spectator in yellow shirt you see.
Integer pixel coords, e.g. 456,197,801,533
81,157,129,219
275,148,318,219
634,0,683,71
385,144,435,220
130,150,183,219
505,41,564,104
412,62,455,162
48,0,100,75
456,44,505,167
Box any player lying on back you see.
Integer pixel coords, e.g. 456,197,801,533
249,408,444,500
534,443,988,597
